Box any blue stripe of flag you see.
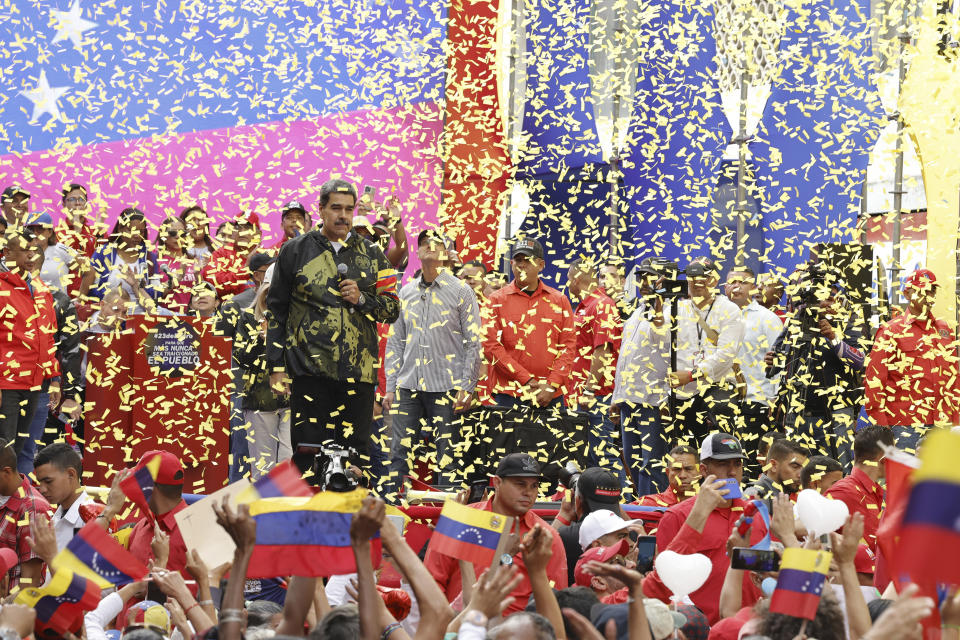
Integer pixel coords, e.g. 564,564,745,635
67,534,132,584
776,568,826,596
253,510,355,547
434,515,501,551
903,480,960,530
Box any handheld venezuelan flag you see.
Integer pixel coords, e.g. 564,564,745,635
15,569,101,636
430,499,509,565
246,488,379,579
238,460,313,504
52,521,149,588
769,548,832,620
119,455,163,516
897,429,960,586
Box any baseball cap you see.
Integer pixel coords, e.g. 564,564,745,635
573,539,630,586
495,453,543,478
235,211,261,229
511,238,543,259
904,268,937,292
855,544,875,575
353,214,375,234
578,509,642,550
577,467,622,514
137,450,184,485
0,548,17,575
644,599,688,640
684,257,719,278
700,432,745,461
129,600,171,634
417,228,446,247
2,186,29,202
248,252,274,274
24,211,54,228
282,200,306,215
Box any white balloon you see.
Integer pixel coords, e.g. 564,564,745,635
653,550,712,597
796,489,850,537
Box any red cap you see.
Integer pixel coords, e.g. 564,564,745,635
138,450,184,485
574,539,630,587
904,269,937,291
235,211,261,229
0,548,17,574
854,544,875,575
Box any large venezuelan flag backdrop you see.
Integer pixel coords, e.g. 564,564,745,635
0,0,448,247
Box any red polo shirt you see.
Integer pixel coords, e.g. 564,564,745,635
483,280,575,399
569,287,621,399
127,500,189,573
825,467,884,552
655,496,767,624
633,486,682,530
0,475,51,584
424,499,568,615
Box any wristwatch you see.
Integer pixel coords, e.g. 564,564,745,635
357,293,366,306
464,610,489,627
0,627,19,640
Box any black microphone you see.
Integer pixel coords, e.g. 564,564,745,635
337,262,354,313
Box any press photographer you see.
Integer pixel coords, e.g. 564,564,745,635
657,256,744,446
765,260,868,470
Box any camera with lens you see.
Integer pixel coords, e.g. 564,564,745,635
791,262,841,340
636,258,686,300
313,446,359,492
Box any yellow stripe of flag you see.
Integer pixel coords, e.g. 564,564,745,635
440,499,508,534
248,488,367,517
780,548,832,576
912,429,960,484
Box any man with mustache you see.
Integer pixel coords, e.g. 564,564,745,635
266,179,400,479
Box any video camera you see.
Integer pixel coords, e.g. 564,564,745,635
636,258,686,300
307,445,360,492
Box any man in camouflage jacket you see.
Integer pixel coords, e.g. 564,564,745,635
267,179,399,474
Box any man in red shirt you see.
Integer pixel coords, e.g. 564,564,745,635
655,433,767,623
0,228,61,449
825,425,891,552
270,201,311,252
98,450,189,573
0,437,51,588
202,212,262,300
566,258,623,480
864,269,959,454
634,445,701,530
424,453,567,615
483,239,575,409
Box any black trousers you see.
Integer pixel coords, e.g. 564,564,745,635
290,375,375,472
672,391,739,448
0,389,39,453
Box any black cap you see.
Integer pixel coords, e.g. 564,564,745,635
577,467,622,513
684,257,719,278
700,432,745,461
248,252,275,274
511,238,544,260
417,229,446,247
282,200,306,215
495,453,543,478
2,186,29,202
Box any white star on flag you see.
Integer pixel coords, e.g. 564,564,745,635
50,0,97,49
20,70,70,123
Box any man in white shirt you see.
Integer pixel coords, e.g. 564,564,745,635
33,443,95,551
659,257,744,447
611,261,670,495
723,267,783,443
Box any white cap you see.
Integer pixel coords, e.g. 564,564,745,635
262,262,275,288
644,599,687,640
578,509,642,550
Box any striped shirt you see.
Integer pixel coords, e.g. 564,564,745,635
385,270,482,393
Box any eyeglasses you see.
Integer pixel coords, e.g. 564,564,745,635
167,230,187,238
64,196,87,205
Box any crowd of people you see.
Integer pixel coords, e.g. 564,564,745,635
0,178,955,639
